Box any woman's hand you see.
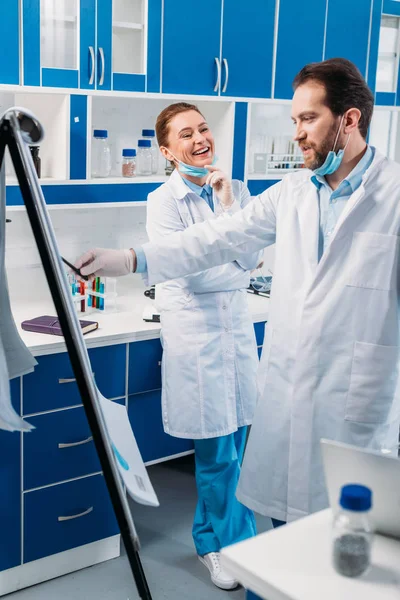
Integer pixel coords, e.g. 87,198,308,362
205,165,234,209
75,248,136,278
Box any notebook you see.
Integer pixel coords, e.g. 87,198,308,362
21,315,98,336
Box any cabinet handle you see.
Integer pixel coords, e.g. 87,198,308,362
222,58,229,93
98,47,105,86
88,46,95,85
158,361,162,366
59,372,94,384
58,506,93,522
58,436,93,449
214,57,221,93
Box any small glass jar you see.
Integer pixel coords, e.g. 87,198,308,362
122,148,136,178
137,139,152,176
141,129,159,174
332,484,373,578
92,129,111,178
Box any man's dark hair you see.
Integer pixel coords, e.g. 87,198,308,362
292,58,374,139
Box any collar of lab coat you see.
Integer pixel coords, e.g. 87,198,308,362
166,168,207,200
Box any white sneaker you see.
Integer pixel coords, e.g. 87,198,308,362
198,552,239,590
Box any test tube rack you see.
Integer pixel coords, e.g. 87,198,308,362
68,275,118,315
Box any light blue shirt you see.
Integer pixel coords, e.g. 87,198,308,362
311,145,374,260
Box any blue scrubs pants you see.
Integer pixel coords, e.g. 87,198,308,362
192,426,257,557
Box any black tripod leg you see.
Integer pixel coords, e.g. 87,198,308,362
2,116,152,600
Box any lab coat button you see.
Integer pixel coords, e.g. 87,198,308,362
222,305,227,310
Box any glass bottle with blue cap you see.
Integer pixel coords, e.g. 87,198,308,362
141,129,159,174
333,483,373,577
92,129,111,178
137,139,152,176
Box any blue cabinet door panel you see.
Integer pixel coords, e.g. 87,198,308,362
368,0,384,96
147,0,162,92
324,0,373,77
23,345,126,415
221,0,275,98
128,339,162,395
128,389,193,463
80,0,96,89
23,0,41,86
0,0,19,84
162,0,222,95
113,74,146,92
96,0,112,90
0,379,21,571
24,474,119,563
42,68,79,89
24,406,101,490
275,0,327,100
70,95,88,180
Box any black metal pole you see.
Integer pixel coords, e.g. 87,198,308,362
1,116,152,600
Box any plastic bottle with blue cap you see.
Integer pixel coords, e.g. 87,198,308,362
137,139,152,176
332,483,373,577
92,129,111,178
141,129,159,174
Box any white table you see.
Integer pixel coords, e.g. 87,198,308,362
221,509,400,600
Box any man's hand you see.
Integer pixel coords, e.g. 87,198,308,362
75,248,136,278
205,165,234,209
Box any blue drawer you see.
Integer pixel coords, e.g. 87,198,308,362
253,321,266,347
24,406,101,490
24,474,119,563
0,378,21,572
23,344,126,415
128,389,193,463
128,339,162,395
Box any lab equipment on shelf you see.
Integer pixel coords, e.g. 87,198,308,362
249,135,304,175
92,129,111,178
141,129,159,174
137,139,152,176
122,148,136,178
332,484,373,578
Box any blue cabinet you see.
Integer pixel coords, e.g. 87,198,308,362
24,474,119,563
274,0,327,100
0,378,21,571
128,389,193,463
162,0,275,98
221,0,275,98
128,339,162,395
0,0,20,84
324,0,373,78
162,0,222,95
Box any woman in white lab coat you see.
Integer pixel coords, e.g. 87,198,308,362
146,102,261,590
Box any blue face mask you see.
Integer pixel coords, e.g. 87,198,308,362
313,115,351,177
169,152,218,178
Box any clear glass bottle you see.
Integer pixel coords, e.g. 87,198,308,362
92,129,111,178
137,140,152,176
141,129,159,174
332,484,373,578
122,148,136,178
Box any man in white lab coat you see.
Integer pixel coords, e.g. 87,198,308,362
77,58,400,525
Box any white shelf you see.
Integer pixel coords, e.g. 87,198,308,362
41,15,76,23
248,170,301,180
6,176,169,186
112,21,143,30
6,201,147,212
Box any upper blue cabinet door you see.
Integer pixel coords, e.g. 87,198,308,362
96,0,112,91
23,0,79,88
162,0,222,95
324,0,373,78
80,0,96,89
0,0,19,84
274,0,327,100
221,0,275,98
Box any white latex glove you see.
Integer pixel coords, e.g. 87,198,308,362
205,165,234,209
75,247,135,278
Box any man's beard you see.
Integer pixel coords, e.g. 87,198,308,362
303,123,339,171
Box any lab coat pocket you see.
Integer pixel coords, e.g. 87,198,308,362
346,232,399,291
345,341,399,424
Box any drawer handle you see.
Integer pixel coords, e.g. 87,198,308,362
158,361,162,366
59,372,94,384
58,436,93,449
58,506,93,522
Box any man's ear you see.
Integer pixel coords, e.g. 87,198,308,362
344,108,361,134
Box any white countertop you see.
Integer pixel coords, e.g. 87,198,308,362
12,280,269,356
221,510,400,600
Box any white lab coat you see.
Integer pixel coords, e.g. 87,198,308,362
142,148,400,521
146,169,261,439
